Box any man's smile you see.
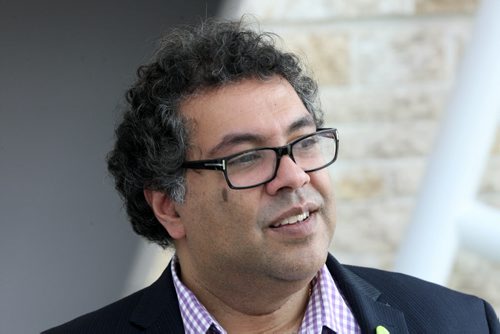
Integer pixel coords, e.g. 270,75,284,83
271,210,310,228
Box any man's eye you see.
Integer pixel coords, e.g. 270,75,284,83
227,151,264,168
297,136,319,150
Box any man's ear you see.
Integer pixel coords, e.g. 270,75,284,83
143,189,185,240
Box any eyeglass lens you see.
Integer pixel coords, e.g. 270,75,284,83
225,131,336,188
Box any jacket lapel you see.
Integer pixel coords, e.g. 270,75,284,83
129,261,185,332
326,255,409,334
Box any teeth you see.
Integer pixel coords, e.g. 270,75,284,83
273,211,310,227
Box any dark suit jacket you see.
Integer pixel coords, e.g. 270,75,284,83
44,254,500,333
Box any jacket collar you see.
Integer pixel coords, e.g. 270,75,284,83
129,261,185,332
128,254,408,333
326,254,409,334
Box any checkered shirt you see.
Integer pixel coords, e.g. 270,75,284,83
171,256,361,333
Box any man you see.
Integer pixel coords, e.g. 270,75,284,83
45,19,499,333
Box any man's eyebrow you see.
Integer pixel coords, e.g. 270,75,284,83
207,115,316,157
208,133,265,157
287,115,316,134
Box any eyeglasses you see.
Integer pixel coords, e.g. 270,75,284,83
182,128,339,189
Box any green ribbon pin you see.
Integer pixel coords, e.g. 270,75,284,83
376,325,390,334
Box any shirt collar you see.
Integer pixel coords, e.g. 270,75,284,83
300,264,361,333
171,255,360,334
171,256,225,334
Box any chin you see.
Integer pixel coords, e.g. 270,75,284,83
274,248,328,282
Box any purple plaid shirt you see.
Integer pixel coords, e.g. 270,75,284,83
171,256,361,334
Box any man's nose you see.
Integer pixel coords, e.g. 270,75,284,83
265,155,310,195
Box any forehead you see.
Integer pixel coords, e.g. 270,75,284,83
180,76,314,157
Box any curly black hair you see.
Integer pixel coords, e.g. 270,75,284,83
107,19,323,248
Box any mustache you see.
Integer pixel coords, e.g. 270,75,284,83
258,188,326,224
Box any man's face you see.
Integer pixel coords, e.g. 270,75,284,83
174,76,335,287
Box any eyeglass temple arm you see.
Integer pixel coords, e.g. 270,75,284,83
182,160,225,171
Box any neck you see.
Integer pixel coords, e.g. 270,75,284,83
177,257,314,333
189,277,311,333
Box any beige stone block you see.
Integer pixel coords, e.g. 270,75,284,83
446,23,474,76
415,0,479,14
328,0,414,17
336,121,437,159
231,0,414,21
333,250,395,270
355,27,447,86
321,86,447,123
449,249,500,315
331,198,414,268
332,166,387,200
391,158,426,196
281,31,349,86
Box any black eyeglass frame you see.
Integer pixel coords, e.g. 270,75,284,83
181,128,339,189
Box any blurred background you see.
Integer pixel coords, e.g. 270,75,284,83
0,1,222,333
1,1,499,333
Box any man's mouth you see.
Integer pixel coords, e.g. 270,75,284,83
270,210,310,228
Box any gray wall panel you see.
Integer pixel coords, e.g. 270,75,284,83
0,1,221,333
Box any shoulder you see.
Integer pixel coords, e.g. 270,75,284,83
343,264,500,332
43,262,184,333
346,264,467,298
346,264,477,303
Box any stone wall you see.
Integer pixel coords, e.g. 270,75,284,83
225,0,500,313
